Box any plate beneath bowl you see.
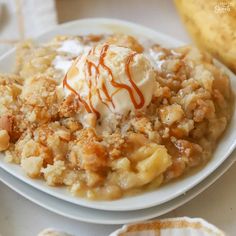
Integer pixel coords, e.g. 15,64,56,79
0,18,236,211
0,150,235,225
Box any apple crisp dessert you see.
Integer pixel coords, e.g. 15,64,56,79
0,34,233,200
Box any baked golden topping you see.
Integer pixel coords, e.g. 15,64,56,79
0,34,233,200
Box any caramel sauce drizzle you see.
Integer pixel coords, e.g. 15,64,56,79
87,48,114,111
125,52,145,109
63,57,92,113
63,44,145,118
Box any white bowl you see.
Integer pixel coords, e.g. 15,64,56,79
0,18,235,212
111,217,225,236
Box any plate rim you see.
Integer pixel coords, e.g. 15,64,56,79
0,150,235,225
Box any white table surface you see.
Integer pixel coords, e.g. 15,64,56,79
0,0,236,235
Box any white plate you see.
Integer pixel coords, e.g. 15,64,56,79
0,18,236,212
0,150,235,225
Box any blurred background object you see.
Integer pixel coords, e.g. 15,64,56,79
175,0,236,73
0,0,190,57
0,0,57,55
1,0,236,74
55,0,189,42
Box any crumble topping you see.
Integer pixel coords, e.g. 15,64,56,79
0,34,233,200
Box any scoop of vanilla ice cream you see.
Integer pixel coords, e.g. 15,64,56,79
62,44,155,119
